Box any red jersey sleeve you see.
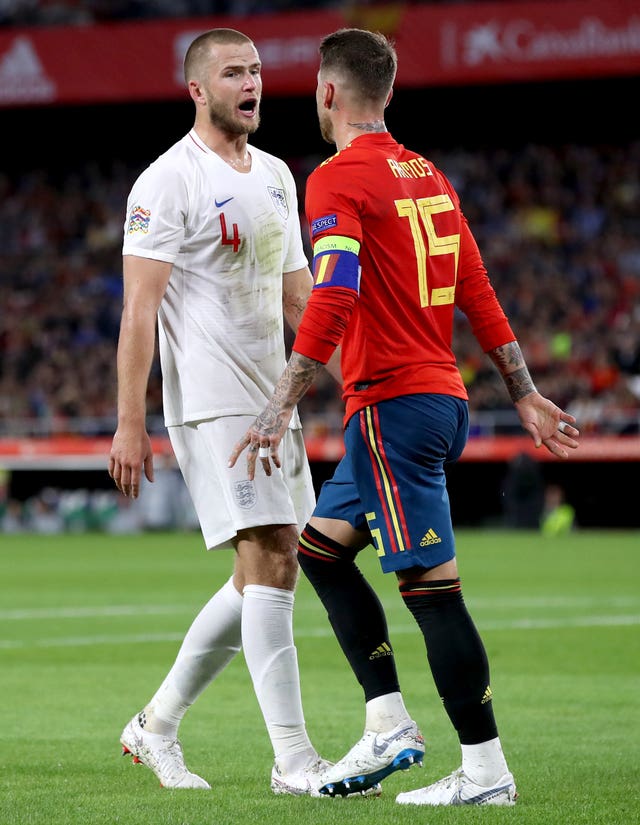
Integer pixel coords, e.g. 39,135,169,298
455,216,516,351
293,157,363,363
293,286,357,364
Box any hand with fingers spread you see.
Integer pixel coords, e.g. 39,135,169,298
229,353,321,479
487,341,580,460
228,405,292,480
515,391,580,459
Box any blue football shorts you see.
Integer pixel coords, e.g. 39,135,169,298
314,393,469,573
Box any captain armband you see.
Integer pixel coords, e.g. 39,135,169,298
312,235,361,293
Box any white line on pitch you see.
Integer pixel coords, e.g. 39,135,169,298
1,595,638,621
1,614,639,649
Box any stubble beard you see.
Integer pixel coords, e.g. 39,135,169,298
318,110,334,145
207,99,260,136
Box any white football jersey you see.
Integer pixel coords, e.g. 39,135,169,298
122,129,308,427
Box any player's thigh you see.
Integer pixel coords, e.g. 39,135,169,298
313,453,369,533
168,419,314,551
345,395,468,573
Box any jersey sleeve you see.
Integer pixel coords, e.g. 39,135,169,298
431,168,515,350
305,159,363,248
122,159,188,264
292,161,363,363
293,286,357,364
455,214,516,351
305,162,363,297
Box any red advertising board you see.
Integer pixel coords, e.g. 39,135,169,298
0,434,637,469
0,1,638,107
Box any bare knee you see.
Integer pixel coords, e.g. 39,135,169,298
234,523,300,591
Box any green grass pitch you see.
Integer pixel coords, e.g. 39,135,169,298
1,529,638,825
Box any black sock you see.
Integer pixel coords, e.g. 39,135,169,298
298,524,400,700
400,578,498,744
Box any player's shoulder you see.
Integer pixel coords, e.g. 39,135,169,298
308,145,370,196
312,137,379,175
134,133,192,185
309,149,349,187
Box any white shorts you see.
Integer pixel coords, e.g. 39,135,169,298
167,416,316,551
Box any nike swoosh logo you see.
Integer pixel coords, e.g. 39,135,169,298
372,723,414,757
456,783,514,805
215,197,234,208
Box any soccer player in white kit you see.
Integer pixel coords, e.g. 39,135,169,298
108,28,357,796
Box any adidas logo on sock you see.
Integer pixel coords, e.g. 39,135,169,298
481,686,493,705
420,528,442,546
369,642,394,660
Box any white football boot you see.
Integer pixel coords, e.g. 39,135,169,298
120,712,211,789
396,767,517,806
319,719,424,797
271,756,381,798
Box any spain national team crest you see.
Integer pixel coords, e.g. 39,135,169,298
233,480,256,509
268,187,288,219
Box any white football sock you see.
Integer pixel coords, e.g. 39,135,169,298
242,584,316,774
364,691,412,732
461,737,510,785
143,576,243,737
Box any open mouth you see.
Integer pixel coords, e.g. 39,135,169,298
239,99,257,114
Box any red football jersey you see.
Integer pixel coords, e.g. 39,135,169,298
295,133,515,424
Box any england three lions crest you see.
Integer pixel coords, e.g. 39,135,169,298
233,480,256,509
268,187,288,219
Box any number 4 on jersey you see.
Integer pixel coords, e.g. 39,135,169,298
220,213,240,253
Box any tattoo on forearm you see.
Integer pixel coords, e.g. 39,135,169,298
490,341,522,371
503,367,536,402
256,353,322,435
489,341,536,403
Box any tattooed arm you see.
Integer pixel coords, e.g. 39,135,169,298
228,352,323,479
488,341,580,459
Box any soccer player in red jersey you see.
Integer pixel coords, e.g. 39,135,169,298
230,28,579,805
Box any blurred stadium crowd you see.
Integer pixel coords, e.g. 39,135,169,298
0,0,491,28
1,140,639,445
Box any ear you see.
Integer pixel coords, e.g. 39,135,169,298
188,79,206,106
384,87,393,109
323,81,335,110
